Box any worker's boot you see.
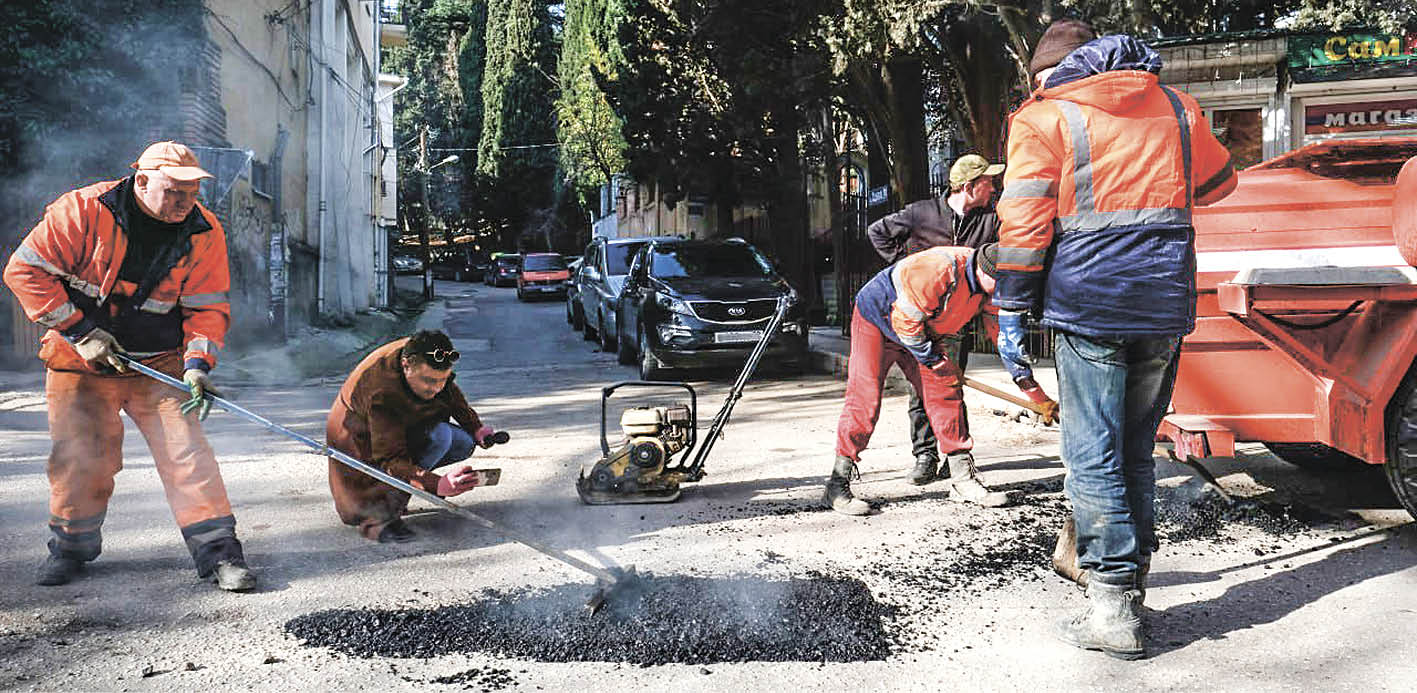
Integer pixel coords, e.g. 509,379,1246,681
35,555,84,586
213,560,257,592
822,455,870,516
945,453,1010,507
1055,579,1145,660
377,519,417,544
1052,515,1088,588
908,454,938,486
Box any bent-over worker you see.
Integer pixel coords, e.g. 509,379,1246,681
326,330,505,543
824,243,1057,515
3,141,254,590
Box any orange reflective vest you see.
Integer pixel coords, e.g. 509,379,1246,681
854,246,998,367
995,36,1235,337
3,176,231,373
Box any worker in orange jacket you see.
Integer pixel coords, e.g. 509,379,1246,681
824,244,1057,515
3,141,255,591
994,21,1237,658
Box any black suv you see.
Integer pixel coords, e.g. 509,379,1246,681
430,247,487,282
614,238,808,380
570,236,671,352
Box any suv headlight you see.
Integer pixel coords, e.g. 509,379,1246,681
654,292,693,315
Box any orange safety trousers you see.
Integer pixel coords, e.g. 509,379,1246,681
44,353,242,575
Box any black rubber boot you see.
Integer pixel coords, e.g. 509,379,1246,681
908,454,938,486
1055,578,1145,660
822,455,870,516
35,555,84,586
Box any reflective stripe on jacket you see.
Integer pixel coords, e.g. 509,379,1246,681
995,35,1235,338
3,176,231,372
854,246,997,367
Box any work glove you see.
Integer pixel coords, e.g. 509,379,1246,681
73,327,127,372
474,425,510,449
180,369,222,421
1016,376,1059,426
996,309,1034,382
435,464,482,497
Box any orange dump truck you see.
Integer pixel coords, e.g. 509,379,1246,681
1158,138,1417,517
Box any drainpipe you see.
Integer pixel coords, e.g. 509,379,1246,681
315,0,332,316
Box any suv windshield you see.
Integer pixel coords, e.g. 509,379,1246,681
495,256,519,268
650,243,774,279
523,254,566,271
605,242,646,275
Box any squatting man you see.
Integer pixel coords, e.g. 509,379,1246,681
326,330,508,543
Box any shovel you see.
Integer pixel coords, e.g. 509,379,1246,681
118,355,635,612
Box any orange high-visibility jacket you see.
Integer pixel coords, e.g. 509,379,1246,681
3,176,230,373
854,246,999,368
995,35,1235,338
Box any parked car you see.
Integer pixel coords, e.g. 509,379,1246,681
571,236,669,351
484,254,520,287
614,238,808,380
393,253,423,275
516,252,570,301
429,247,487,282
564,257,585,326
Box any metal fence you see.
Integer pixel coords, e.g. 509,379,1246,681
831,186,1055,358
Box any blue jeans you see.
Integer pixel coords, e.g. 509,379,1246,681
1055,331,1180,586
413,422,477,471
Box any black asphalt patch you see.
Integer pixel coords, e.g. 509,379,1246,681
285,573,894,664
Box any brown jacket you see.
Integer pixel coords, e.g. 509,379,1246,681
325,338,484,537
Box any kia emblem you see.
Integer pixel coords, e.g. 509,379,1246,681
728,306,746,317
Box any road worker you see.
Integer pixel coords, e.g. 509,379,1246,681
995,20,1238,658
824,243,1057,515
326,330,506,543
3,141,254,590
867,153,1005,486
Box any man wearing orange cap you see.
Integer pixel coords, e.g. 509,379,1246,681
3,141,256,591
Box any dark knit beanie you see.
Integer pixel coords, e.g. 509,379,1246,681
1029,19,1097,80
976,243,999,279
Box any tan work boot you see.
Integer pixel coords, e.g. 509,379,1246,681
1052,515,1088,588
822,455,870,516
1055,579,1145,660
945,453,1010,507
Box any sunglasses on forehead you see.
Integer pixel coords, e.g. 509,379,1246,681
426,348,460,364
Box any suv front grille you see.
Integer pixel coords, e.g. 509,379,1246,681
688,298,778,323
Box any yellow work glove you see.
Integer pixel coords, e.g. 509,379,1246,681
180,369,222,421
73,327,127,372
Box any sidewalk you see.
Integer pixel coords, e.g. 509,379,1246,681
807,325,1058,420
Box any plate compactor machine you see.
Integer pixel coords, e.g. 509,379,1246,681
577,296,792,504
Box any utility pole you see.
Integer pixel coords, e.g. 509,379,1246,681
418,127,434,300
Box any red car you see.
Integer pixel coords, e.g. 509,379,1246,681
516,252,570,301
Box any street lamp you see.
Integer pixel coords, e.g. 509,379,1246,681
418,154,460,299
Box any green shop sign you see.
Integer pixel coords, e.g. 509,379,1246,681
1288,32,1417,82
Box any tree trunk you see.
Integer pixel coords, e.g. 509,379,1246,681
881,57,928,206
766,119,813,315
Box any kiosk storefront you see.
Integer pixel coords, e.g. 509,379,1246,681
1154,29,1417,166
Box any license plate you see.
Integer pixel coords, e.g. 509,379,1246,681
714,330,763,343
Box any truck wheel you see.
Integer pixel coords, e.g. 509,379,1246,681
572,304,585,331
583,311,598,342
1264,443,1367,471
1385,368,1417,518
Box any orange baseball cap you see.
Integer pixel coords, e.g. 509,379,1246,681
131,141,213,181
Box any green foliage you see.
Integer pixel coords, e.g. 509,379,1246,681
0,0,205,248
557,0,628,199
476,0,560,243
